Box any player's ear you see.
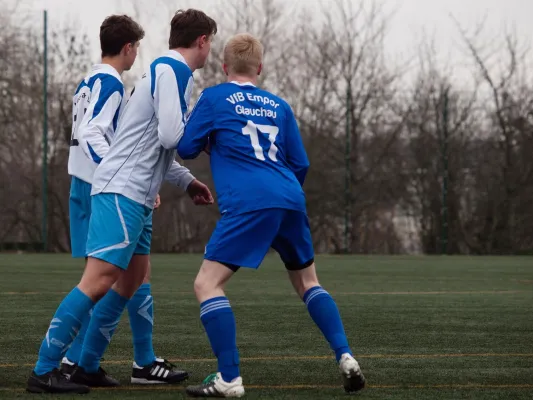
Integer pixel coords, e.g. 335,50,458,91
257,63,263,76
121,43,130,56
123,42,135,56
223,64,229,76
198,35,208,48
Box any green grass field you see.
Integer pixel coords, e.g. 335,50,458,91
0,254,532,399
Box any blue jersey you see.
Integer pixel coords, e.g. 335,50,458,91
178,81,309,216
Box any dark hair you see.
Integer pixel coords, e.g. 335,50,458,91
100,15,145,57
169,9,217,49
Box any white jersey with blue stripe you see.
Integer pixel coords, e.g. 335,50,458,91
91,50,195,209
68,64,125,184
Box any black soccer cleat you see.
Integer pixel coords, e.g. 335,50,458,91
186,372,245,398
60,357,107,377
131,358,189,385
26,368,90,394
70,365,120,387
60,357,77,379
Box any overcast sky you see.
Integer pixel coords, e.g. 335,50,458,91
16,0,533,83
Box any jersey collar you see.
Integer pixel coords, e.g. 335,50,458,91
166,50,191,69
91,64,123,83
230,81,256,87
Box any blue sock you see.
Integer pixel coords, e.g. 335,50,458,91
200,297,239,382
79,289,128,373
303,286,352,362
34,287,94,375
127,283,156,367
64,307,92,364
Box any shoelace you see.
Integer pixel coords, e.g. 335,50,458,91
202,373,218,385
158,359,177,371
50,368,70,382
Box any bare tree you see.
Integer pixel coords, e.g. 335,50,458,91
455,21,533,254
284,0,409,252
0,5,90,251
3,0,532,255
401,35,480,254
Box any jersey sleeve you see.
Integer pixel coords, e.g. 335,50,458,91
153,64,186,149
177,92,214,159
284,105,310,186
165,160,195,190
78,76,123,163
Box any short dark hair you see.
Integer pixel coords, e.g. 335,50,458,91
169,9,217,49
100,15,145,57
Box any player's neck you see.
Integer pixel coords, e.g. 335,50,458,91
101,57,125,75
227,75,257,85
172,48,199,72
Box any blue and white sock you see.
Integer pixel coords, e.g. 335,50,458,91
127,283,156,367
34,287,94,375
78,289,128,373
200,297,240,382
303,286,352,362
63,307,92,364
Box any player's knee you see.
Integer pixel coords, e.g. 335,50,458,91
293,280,320,299
193,273,223,301
78,258,121,301
112,275,143,299
299,278,320,297
288,263,320,299
194,260,234,302
193,274,212,299
143,263,151,284
114,255,149,298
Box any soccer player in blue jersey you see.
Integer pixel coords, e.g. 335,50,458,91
62,14,186,389
26,10,216,394
178,33,366,397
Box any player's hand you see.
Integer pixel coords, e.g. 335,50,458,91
154,194,161,209
187,179,214,206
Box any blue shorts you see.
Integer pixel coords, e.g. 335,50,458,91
69,177,92,258
204,208,315,270
86,193,152,270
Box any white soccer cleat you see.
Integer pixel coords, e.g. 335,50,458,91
185,372,245,398
339,353,366,393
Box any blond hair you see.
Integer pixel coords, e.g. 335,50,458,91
223,33,263,76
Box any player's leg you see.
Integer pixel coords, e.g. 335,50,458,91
185,210,283,398
27,259,121,393
70,195,153,387
128,214,189,385
128,261,156,369
186,260,243,398
273,210,365,393
61,177,93,377
27,192,134,394
288,264,365,392
71,254,148,387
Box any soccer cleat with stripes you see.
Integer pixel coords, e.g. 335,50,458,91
131,358,189,385
186,372,245,398
339,353,366,393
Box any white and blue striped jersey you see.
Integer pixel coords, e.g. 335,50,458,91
91,50,195,208
68,64,125,184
